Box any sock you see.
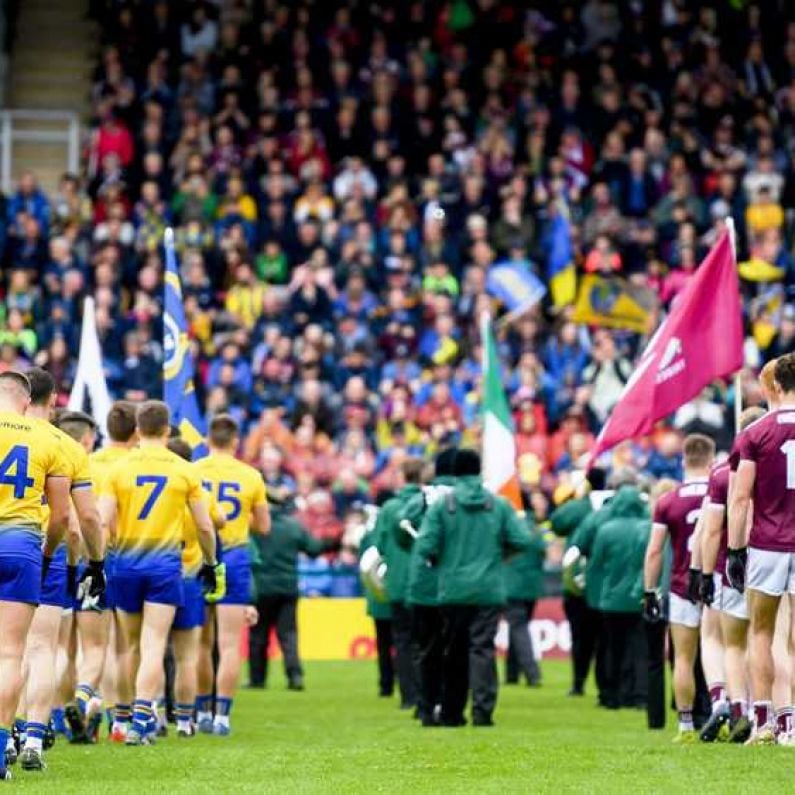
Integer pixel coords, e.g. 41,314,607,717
75,684,95,715
113,703,131,730
176,702,193,732
0,726,8,773
131,699,153,735
214,697,233,728
753,700,773,730
24,721,47,753
51,707,66,734
708,683,726,712
730,700,747,720
196,694,212,713
678,708,694,731
156,699,167,729
775,706,793,737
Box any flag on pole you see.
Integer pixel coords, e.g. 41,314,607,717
163,228,206,456
68,295,112,439
589,229,743,464
572,274,656,333
480,312,522,509
543,206,577,308
486,260,546,314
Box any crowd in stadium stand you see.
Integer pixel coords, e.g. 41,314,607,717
1,0,795,566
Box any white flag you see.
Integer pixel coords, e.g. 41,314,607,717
68,296,112,438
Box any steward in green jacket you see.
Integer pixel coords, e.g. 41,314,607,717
395,447,458,725
414,449,529,727
247,501,331,690
503,512,546,687
587,483,651,709
373,458,424,709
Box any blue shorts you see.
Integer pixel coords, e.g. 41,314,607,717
173,577,205,630
219,545,251,605
0,529,42,605
113,566,184,614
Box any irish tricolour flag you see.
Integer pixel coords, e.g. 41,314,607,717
480,313,522,509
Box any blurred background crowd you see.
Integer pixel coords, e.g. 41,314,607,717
1,0,795,576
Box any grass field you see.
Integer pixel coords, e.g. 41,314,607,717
10,660,795,793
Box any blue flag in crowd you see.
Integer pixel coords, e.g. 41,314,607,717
163,228,207,456
486,260,547,313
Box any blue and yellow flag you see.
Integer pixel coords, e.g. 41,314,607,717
163,228,206,456
542,208,577,308
572,274,656,334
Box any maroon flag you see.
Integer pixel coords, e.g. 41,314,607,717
590,231,743,463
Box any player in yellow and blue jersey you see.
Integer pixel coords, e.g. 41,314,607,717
16,369,105,773
99,401,221,746
195,414,269,736
167,437,226,738
62,402,138,745
0,371,72,782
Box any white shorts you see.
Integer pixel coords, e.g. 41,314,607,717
669,592,701,629
714,574,748,621
747,548,795,597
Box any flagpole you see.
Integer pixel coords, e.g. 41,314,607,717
726,217,743,431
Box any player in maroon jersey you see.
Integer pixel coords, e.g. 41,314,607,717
643,434,715,743
728,353,795,744
700,406,765,743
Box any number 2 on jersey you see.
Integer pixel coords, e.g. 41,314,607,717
136,475,167,519
0,445,34,498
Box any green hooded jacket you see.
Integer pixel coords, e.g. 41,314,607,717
503,513,546,601
375,484,422,604
588,486,650,613
549,496,592,538
401,476,456,607
249,506,328,599
569,497,617,610
359,527,392,620
414,476,530,606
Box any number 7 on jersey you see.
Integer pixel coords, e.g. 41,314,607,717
136,475,167,519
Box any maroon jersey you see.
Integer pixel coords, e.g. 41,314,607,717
707,461,730,585
653,479,709,599
735,408,795,552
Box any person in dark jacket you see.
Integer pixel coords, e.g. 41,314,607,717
359,498,395,698
588,484,650,708
248,496,334,690
414,449,530,727
503,508,547,687
374,458,425,709
398,448,457,725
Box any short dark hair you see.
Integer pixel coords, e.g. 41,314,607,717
401,457,424,484
683,433,715,468
167,437,193,462
57,412,96,445
25,367,55,406
453,448,481,477
434,447,458,478
774,353,795,394
106,401,138,442
137,400,171,438
0,371,31,397
208,414,239,448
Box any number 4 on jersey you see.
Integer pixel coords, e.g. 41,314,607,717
0,445,34,498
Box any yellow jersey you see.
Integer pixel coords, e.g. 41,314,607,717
89,445,131,497
195,453,267,549
0,410,68,531
105,444,203,570
181,484,220,578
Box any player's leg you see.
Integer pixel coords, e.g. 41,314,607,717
698,605,729,741
214,603,246,735
196,607,216,733
720,610,751,742
126,602,175,745
0,598,36,779
53,611,75,740
19,604,61,769
172,628,201,737
771,598,793,741
670,623,699,742
747,590,779,743
74,609,110,741
110,611,134,741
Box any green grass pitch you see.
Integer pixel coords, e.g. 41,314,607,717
11,660,795,793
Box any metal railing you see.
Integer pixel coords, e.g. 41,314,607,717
0,109,81,193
